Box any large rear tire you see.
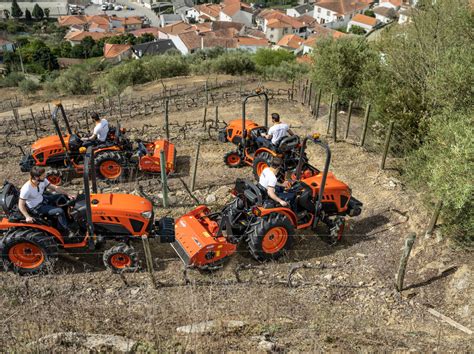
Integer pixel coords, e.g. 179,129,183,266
0,228,58,275
252,152,273,181
45,169,64,186
95,151,127,183
103,243,139,273
246,213,294,262
223,151,243,168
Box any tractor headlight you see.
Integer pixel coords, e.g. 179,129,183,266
141,211,152,219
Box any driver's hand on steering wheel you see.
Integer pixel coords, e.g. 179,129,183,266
279,200,288,207
25,216,34,223
283,180,292,189
67,194,76,200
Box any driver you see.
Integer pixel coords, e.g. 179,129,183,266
258,157,295,207
19,167,76,238
256,113,294,147
82,112,109,147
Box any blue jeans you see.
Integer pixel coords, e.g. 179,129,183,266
275,186,296,209
33,194,68,232
256,136,272,147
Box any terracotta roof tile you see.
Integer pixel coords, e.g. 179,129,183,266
66,31,116,42
315,0,369,15
202,36,238,48
196,4,221,18
160,21,196,35
114,16,142,25
237,36,268,46
266,12,305,29
131,27,161,37
277,34,304,49
178,31,202,51
103,43,132,59
351,13,377,26
58,15,87,27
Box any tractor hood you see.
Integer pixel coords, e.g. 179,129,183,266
90,193,152,216
31,135,70,152
227,119,262,131
302,172,351,197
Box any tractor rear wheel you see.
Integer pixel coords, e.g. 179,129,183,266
246,213,294,262
103,243,139,273
95,151,127,183
0,228,58,275
252,152,272,180
224,151,243,168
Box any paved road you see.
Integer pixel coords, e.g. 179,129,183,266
85,2,161,27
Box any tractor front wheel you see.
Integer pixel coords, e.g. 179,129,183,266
103,243,139,273
246,213,295,262
0,228,58,275
252,152,272,180
224,151,243,168
95,151,127,183
46,169,64,186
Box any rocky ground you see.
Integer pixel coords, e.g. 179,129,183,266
0,77,472,351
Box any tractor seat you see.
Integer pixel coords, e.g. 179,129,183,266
1,182,19,215
276,135,299,153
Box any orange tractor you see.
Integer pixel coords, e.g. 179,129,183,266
19,102,176,185
1,147,175,275
218,90,305,180
172,134,362,269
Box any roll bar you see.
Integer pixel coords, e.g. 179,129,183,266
51,102,73,166
83,146,97,239
241,90,269,149
294,135,331,229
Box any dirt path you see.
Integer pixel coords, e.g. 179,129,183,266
0,80,472,351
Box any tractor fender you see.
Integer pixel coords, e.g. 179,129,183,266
94,146,121,154
254,148,279,157
255,207,298,227
0,218,65,245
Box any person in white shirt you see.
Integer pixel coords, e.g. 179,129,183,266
258,157,295,207
19,166,76,237
82,112,109,147
257,113,294,147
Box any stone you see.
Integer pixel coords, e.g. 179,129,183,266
323,274,333,281
130,288,140,295
205,194,217,204
356,253,367,258
176,320,245,334
258,340,276,352
27,332,137,352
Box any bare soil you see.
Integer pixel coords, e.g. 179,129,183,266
0,78,472,351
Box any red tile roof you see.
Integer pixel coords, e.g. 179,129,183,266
315,0,369,15
131,27,161,37
103,43,132,59
58,15,88,27
114,16,142,25
277,34,304,49
66,31,116,42
265,12,305,29
202,36,238,49
351,13,377,26
237,36,269,46
177,31,202,51
303,27,347,46
196,4,221,18
160,21,196,35
297,55,312,64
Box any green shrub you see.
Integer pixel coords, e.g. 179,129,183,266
95,60,146,95
254,48,294,67
52,65,93,95
211,51,255,75
0,72,25,87
144,54,189,80
19,79,40,95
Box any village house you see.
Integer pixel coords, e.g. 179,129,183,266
258,10,307,44
373,6,397,23
301,25,346,54
379,0,402,10
347,13,378,33
132,40,177,58
236,37,269,52
398,6,414,24
276,34,304,54
286,4,313,18
103,43,132,63
0,38,14,64
65,31,116,46
313,0,370,29
195,4,222,22
219,0,253,26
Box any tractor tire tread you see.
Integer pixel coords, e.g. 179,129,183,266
0,228,58,275
223,151,243,168
246,213,294,262
252,152,273,180
95,151,128,182
103,243,140,273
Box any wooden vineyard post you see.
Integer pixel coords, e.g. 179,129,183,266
164,99,170,140
396,233,416,292
215,105,219,125
380,121,394,170
142,236,158,289
360,103,371,147
344,100,353,140
425,200,443,236
313,88,321,119
202,106,207,128
191,142,201,192
326,94,334,134
160,150,169,208
332,102,338,142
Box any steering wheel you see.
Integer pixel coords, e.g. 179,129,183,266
56,195,75,208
